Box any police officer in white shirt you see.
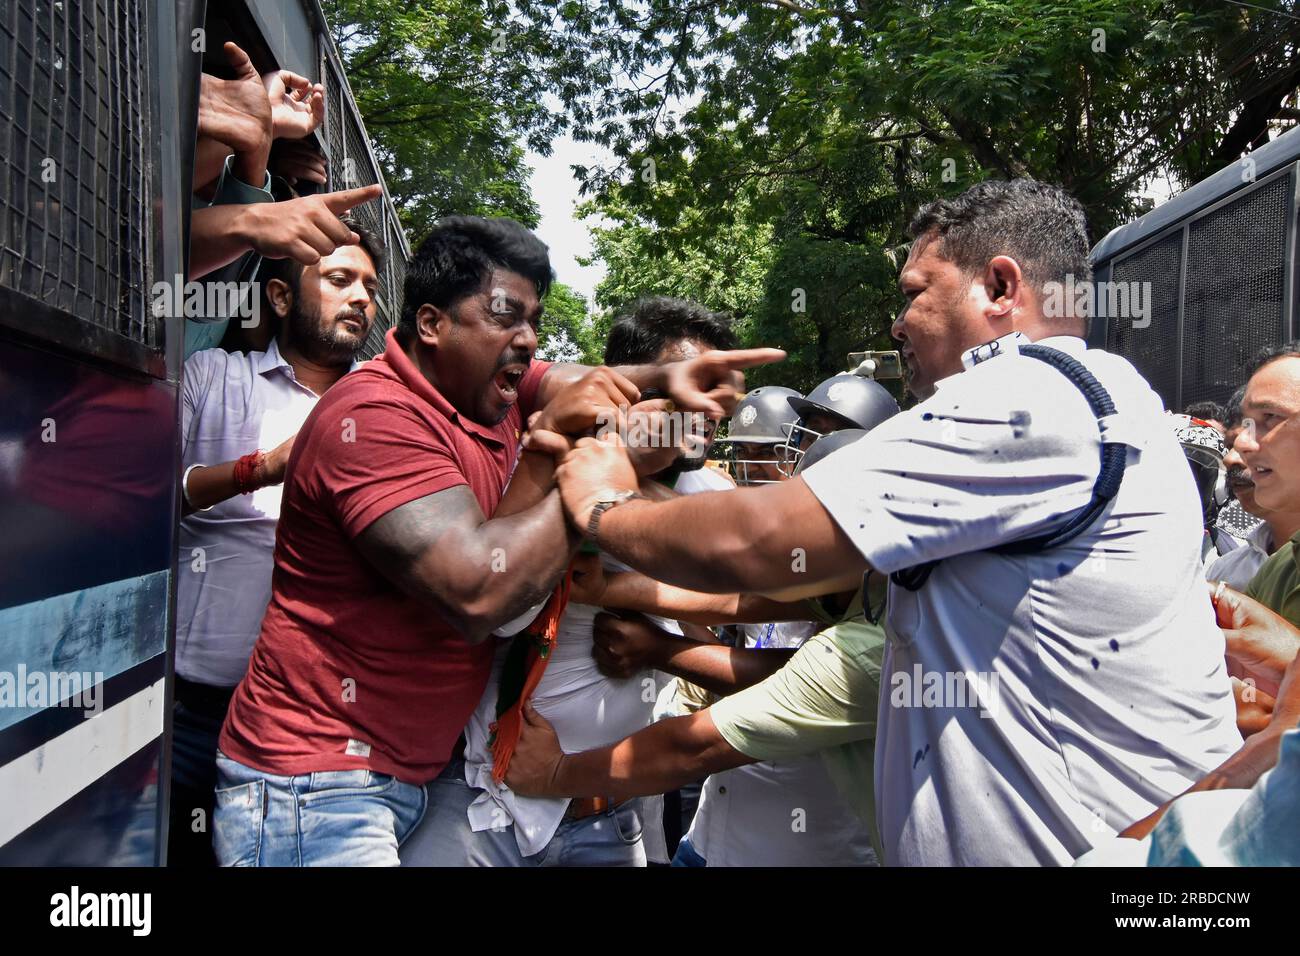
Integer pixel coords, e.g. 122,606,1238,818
527,179,1243,866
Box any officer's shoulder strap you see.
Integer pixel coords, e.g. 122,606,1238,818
890,344,1129,591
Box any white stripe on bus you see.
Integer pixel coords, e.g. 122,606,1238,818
0,677,165,847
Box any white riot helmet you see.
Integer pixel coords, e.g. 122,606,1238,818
717,386,803,485
776,373,899,475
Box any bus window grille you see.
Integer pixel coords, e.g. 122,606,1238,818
1182,176,1289,406
0,0,154,347
1107,232,1182,408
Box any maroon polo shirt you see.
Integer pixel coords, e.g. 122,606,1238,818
219,328,551,783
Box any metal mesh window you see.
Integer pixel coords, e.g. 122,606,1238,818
322,56,407,359
1182,175,1290,406
0,0,154,346
1108,232,1183,407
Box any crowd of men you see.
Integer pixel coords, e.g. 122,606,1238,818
170,43,1300,867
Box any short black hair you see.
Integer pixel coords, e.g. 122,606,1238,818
1184,400,1227,424
1248,340,1300,377
398,216,553,342
603,296,736,365
259,217,386,294
908,178,1092,294
1225,384,1248,430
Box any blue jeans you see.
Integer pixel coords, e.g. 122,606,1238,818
213,751,427,867
671,835,707,867
399,757,646,867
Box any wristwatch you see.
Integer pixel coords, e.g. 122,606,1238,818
585,489,644,541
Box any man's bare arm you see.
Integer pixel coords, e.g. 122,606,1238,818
591,612,795,695
182,433,296,514
535,348,785,419
505,704,753,802
593,569,811,625
355,484,577,643
655,642,796,696
592,478,868,594
491,450,557,518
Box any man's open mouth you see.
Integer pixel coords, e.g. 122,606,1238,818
494,365,527,400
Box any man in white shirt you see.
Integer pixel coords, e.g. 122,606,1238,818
399,297,736,866
519,178,1243,866
169,224,384,866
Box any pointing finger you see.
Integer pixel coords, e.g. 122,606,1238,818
320,183,383,214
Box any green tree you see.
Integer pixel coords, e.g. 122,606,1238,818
537,282,605,364
511,0,1300,382
322,0,574,242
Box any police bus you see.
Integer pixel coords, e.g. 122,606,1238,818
1089,124,1299,410
0,0,408,864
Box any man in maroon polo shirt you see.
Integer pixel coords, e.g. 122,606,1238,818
211,215,779,866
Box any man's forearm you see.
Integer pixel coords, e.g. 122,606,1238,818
494,450,556,518
536,361,673,408
601,571,805,626
189,204,254,280
548,711,751,802
656,643,796,697
193,137,236,197
594,483,858,594
183,461,242,515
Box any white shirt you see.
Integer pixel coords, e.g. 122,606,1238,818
685,621,879,867
1075,724,1300,867
802,334,1242,866
462,464,733,859
175,342,356,686
1205,520,1273,591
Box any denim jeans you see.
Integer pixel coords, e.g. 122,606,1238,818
213,751,427,867
399,756,646,867
671,835,707,867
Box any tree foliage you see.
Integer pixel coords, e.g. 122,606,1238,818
538,281,606,364
325,0,1300,384
321,0,573,243
510,0,1300,383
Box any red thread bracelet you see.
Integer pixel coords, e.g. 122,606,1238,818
233,451,265,495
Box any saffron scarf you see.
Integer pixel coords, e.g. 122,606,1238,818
489,566,575,783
